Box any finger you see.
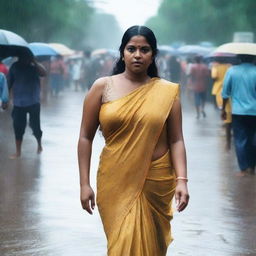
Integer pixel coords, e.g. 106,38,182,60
175,192,181,205
178,197,189,212
90,195,95,210
82,199,93,215
178,202,187,212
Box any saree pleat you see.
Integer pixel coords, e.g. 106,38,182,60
97,78,179,255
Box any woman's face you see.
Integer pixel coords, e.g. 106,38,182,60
123,35,153,74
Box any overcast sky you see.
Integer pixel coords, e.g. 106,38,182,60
93,0,162,31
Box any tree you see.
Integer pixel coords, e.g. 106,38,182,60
145,0,256,45
0,0,122,50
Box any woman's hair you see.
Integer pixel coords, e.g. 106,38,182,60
112,25,159,77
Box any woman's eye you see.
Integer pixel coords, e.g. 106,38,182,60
141,47,150,53
127,47,135,52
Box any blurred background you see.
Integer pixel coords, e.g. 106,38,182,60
0,1,256,256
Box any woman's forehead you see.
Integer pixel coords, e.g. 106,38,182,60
126,35,150,46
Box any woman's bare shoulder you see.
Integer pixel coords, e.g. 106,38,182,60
90,76,109,92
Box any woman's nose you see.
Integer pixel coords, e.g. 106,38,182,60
134,49,141,58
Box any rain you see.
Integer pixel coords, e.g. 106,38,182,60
0,1,256,255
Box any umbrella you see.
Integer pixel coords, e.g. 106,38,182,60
213,42,256,55
91,48,108,56
48,43,75,56
91,48,118,58
177,45,213,56
158,45,178,56
204,51,238,64
29,42,59,57
0,29,32,58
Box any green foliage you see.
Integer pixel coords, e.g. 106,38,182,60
85,12,122,50
146,0,255,45
0,0,122,50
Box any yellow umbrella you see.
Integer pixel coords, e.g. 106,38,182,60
48,43,75,56
214,42,256,55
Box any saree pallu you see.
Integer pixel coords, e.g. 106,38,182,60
97,78,179,256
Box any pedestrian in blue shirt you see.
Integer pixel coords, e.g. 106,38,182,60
222,54,256,176
8,53,47,158
0,72,8,109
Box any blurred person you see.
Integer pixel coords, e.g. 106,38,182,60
184,57,194,100
80,50,92,91
189,55,210,119
71,59,82,91
211,61,232,150
222,54,256,176
101,55,115,76
0,59,8,75
0,72,8,109
50,55,66,96
78,25,189,255
7,53,46,158
169,55,181,83
38,59,51,102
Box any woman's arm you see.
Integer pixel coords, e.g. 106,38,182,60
167,99,189,212
78,77,106,214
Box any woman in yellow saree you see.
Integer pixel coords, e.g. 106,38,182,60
78,26,189,256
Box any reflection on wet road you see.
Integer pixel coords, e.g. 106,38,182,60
0,89,255,256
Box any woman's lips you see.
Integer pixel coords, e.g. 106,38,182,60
133,61,143,65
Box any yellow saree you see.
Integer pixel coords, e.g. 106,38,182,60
97,78,179,255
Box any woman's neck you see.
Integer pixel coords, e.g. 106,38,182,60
123,70,150,83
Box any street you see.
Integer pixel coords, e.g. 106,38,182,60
0,88,256,256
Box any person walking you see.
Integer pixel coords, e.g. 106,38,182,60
7,53,46,158
0,72,8,110
222,54,256,176
189,56,210,119
49,56,66,96
169,55,181,83
78,25,189,255
211,61,232,150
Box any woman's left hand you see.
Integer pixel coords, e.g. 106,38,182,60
175,181,189,212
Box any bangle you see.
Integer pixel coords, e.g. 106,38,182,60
176,176,188,182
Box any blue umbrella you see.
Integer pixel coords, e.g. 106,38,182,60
29,42,59,57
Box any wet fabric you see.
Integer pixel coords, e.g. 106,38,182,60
190,63,209,92
11,103,42,140
211,63,232,123
7,62,40,107
232,114,256,171
222,63,256,116
97,77,179,255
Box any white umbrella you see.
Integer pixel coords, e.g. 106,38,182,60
214,42,256,55
0,29,32,58
177,45,213,56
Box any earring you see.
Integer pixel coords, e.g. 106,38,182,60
122,57,124,61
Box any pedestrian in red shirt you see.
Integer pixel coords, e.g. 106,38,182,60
0,60,8,75
189,56,210,119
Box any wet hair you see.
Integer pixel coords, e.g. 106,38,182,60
112,25,159,77
194,55,203,63
238,54,255,63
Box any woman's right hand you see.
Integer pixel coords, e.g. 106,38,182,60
80,185,95,215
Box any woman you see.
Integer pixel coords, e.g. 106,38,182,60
78,25,189,255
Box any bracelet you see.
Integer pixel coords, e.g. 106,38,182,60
176,176,188,182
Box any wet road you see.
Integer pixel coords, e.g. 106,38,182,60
0,88,256,256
